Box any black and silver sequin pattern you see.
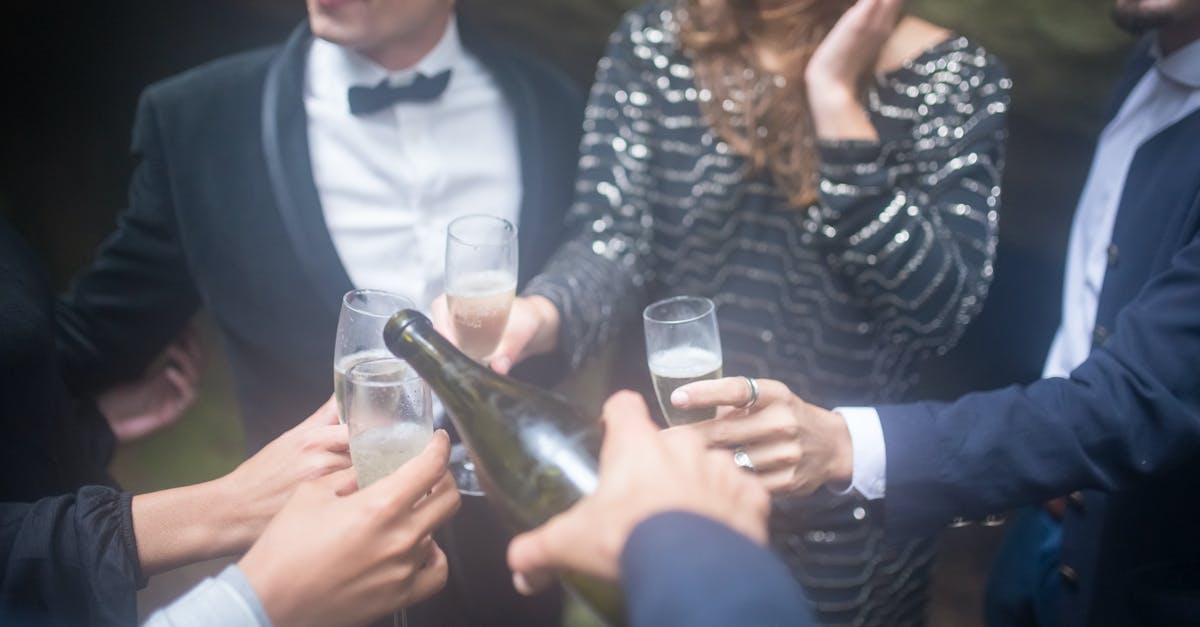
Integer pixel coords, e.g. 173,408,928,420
526,2,1009,625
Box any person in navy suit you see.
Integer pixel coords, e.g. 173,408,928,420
662,0,1200,625
507,391,812,627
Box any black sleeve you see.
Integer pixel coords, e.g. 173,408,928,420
0,487,143,626
56,89,201,395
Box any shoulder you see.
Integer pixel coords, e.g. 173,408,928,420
606,0,683,54
139,45,279,116
877,29,1011,110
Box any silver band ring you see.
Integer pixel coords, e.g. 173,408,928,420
737,376,759,410
733,447,755,472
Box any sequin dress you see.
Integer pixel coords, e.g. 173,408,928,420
525,3,1009,625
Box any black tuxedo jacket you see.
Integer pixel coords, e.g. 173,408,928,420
877,42,1200,626
56,21,582,626
56,22,582,450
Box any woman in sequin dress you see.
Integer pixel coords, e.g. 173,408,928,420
480,0,1010,624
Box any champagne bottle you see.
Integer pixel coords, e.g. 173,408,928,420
383,309,623,623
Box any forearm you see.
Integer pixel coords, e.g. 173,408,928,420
132,478,255,576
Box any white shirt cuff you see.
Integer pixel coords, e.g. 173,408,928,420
832,407,886,500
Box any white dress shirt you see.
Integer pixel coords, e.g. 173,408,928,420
841,36,1200,500
305,17,522,311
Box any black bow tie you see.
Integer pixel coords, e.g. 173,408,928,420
347,70,452,115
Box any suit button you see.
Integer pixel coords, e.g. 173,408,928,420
1068,491,1085,511
1092,325,1108,348
949,517,971,528
1059,564,1079,586
1107,244,1119,268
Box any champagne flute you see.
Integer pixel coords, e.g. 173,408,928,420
644,296,724,426
344,356,433,627
335,289,416,422
444,215,517,496
444,214,518,362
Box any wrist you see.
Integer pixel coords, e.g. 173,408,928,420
824,408,855,485
526,295,562,356
132,479,249,576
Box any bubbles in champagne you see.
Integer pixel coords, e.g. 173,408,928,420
446,270,517,360
648,346,723,426
349,422,433,488
334,349,395,421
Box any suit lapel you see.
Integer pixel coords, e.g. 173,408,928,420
261,23,356,316
459,20,547,288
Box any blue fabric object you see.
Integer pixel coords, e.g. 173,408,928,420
985,507,1062,627
621,511,812,626
143,565,271,627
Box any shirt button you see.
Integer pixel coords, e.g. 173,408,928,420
1068,491,1085,511
1107,244,1119,268
1092,325,1109,348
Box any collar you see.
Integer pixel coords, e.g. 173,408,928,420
1153,34,1200,88
306,16,463,108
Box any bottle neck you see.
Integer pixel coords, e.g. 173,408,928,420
387,316,479,393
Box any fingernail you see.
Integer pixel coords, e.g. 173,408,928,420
512,572,533,596
493,357,512,374
671,390,689,407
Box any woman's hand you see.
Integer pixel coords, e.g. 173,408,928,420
669,377,854,495
805,0,904,140
215,396,351,549
97,327,204,443
240,431,460,627
431,294,561,375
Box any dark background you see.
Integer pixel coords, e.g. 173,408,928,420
0,0,1132,623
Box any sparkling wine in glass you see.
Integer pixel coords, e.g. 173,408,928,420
343,356,433,627
335,289,416,422
444,215,517,496
445,215,518,362
644,296,724,426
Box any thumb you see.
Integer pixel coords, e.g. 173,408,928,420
312,466,360,497
297,395,340,429
507,512,579,593
598,391,659,466
489,327,530,376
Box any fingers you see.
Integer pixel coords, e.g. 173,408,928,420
298,396,340,428
366,430,452,508
598,391,658,465
408,471,462,534
673,377,791,410
312,466,360,496
405,544,450,606
312,423,351,454
736,439,802,474
162,366,197,408
507,512,576,591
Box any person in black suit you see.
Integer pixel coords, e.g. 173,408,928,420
54,1,583,624
506,391,812,627
664,1,1200,623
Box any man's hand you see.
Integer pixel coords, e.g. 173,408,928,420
240,430,460,627
506,391,770,595
669,377,854,495
431,293,561,374
96,328,203,442
214,396,352,550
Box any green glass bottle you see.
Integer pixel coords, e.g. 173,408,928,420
383,309,623,624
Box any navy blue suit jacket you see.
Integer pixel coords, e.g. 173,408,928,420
622,512,811,626
876,44,1200,626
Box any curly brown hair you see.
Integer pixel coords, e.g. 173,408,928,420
678,0,856,207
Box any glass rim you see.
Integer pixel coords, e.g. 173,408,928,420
642,295,716,326
344,356,425,386
447,214,519,248
341,288,415,318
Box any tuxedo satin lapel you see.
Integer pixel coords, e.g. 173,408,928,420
262,22,356,316
459,20,546,288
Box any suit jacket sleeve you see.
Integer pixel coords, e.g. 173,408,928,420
0,487,142,626
56,90,201,394
620,511,812,627
877,225,1200,539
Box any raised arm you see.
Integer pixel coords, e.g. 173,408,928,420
521,11,659,370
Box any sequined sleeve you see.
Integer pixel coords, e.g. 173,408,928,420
812,49,1009,355
524,12,656,369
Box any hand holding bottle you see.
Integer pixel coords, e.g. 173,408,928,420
506,391,771,594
